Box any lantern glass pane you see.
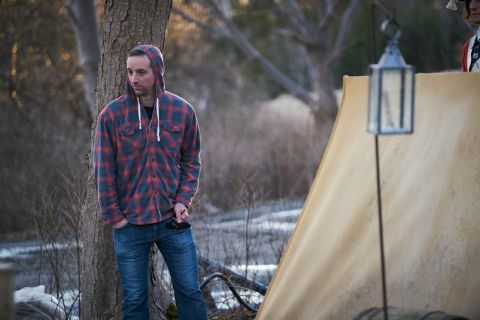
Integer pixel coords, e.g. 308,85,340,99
402,67,414,133
379,68,403,133
368,66,381,134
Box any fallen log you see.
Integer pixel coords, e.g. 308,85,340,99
198,255,268,295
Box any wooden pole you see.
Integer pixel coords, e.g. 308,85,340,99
0,262,14,320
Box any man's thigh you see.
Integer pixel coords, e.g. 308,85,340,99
113,224,153,295
156,226,199,287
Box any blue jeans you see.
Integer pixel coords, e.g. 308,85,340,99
113,220,208,320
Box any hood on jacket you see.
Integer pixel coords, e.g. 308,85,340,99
126,44,166,140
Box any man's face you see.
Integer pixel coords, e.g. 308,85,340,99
127,55,155,99
469,0,480,24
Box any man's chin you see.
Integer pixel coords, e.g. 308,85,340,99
470,16,480,25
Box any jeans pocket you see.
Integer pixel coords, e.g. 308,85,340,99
112,223,134,250
169,227,195,249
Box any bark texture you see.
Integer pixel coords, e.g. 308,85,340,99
81,1,172,319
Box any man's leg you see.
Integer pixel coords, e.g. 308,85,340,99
156,222,208,320
113,223,152,320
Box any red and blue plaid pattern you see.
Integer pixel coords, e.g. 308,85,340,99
94,45,201,225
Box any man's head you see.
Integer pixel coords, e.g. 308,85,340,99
464,0,480,24
127,49,155,101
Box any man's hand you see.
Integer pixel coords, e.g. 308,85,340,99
113,218,128,229
174,203,188,223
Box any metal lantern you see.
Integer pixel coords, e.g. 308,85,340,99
368,20,415,135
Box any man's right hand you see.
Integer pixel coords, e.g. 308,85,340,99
113,218,128,229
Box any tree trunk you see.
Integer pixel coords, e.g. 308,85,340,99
67,0,100,119
81,1,172,319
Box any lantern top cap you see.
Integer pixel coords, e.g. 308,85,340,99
373,41,410,69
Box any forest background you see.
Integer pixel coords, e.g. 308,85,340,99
0,0,472,236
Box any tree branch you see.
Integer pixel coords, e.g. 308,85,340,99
200,0,314,105
327,0,361,64
266,0,303,36
171,5,230,39
66,0,100,118
299,46,316,90
265,0,318,46
285,0,311,36
318,0,339,30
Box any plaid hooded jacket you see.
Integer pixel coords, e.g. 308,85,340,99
94,45,201,225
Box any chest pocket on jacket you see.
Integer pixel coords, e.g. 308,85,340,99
118,124,143,155
159,123,182,153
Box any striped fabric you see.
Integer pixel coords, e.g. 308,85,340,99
462,28,480,72
94,45,201,225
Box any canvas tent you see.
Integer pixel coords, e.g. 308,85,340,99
257,72,480,319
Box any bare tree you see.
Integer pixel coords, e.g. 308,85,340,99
67,0,101,118
173,0,362,123
80,1,172,319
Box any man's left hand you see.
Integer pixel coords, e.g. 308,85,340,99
174,203,188,223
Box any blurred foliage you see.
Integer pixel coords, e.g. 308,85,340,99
175,0,471,91
0,0,475,233
0,0,90,123
0,0,89,234
337,0,470,82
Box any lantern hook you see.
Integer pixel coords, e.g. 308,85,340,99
381,19,401,42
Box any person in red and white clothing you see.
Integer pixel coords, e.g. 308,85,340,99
447,0,480,72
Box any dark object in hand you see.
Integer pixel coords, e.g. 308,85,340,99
166,218,191,230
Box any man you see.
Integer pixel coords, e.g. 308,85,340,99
94,44,208,320
447,0,480,71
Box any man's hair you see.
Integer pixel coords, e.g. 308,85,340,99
465,0,472,19
128,48,146,57
127,48,153,69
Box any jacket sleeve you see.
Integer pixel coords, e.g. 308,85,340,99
175,106,201,207
94,110,124,225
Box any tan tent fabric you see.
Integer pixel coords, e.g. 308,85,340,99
257,73,480,320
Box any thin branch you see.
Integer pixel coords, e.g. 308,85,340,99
299,45,316,90
265,0,318,46
200,0,314,105
318,0,339,30
285,0,311,36
171,5,230,39
328,0,361,64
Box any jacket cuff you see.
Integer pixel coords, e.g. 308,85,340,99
175,195,191,208
105,214,125,226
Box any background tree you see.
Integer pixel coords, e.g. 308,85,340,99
80,1,172,319
67,0,101,118
174,0,362,123
0,0,90,235
173,0,471,118
0,0,471,235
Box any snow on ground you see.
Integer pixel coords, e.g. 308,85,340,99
0,198,305,317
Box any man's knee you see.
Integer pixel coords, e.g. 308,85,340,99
123,287,148,309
